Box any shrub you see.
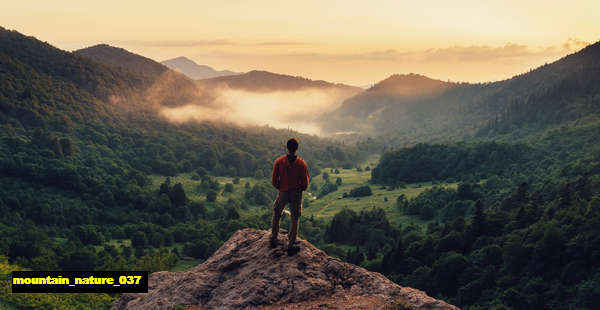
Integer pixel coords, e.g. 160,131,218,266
349,185,372,197
206,190,217,202
319,182,338,198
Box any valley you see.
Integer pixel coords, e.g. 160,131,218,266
1,24,600,309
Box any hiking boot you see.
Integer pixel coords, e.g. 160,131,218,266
287,244,300,256
269,236,279,248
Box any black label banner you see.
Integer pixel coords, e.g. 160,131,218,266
12,271,148,293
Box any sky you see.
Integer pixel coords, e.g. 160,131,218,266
2,0,599,85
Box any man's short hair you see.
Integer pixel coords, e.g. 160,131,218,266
287,138,299,152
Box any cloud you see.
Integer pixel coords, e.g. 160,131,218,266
278,39,591,63
191,38,591,64
255,41,308,46
113,39,308,47
421,39,591,62
114,39,239,47
423,43,537,62
276,49,408,62
562,37,591,51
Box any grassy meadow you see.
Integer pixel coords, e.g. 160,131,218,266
148,155,457,228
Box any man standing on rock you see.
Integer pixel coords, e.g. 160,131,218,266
270,137,310,255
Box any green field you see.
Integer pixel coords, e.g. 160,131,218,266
149,155,457,228
144,157,459,271
302,167,457,227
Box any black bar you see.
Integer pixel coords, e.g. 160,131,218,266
11,271,148,293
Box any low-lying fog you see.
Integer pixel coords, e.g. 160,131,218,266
159,86,354,136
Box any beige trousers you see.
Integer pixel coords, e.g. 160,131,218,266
271,189,302,245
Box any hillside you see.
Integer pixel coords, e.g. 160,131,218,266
0,27,143,101
161,56,238,80
320,74,459,135
321,42,600,143
194,70,364,121
113,229,458,310
76,44,168,80
197,70,362,94
368,73,457,96
75,44,211,107
362,120,600,309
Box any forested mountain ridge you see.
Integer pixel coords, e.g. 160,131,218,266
194,70,364,118
319,74,461,134
0,27,144,102
365,73,457,96
75,44,212,107
161,56,238,80
74,45,363,110
76,44,169,80
322,41,600,144
196,69,363,94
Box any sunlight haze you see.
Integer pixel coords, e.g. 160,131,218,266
2,0,599,84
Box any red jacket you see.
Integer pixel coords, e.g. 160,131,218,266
272,155,309,191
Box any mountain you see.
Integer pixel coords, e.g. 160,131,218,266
197,70,363,94
75,44,212,107
113,229,458,310
320,74,459,135
0,28,143,102
321,42,600,143
76,44,168,80
367,73,456,96
195,70,364,120
161,56,238,80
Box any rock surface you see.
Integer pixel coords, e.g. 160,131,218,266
113,229,459,310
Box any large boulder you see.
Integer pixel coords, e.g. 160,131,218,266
113,228,459,310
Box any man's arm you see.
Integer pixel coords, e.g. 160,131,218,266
271,160,280,189
300,161,309,191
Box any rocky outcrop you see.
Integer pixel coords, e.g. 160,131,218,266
113,229,459,310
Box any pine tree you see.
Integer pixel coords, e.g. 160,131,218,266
59,137,73,156
382,239,403,274
169,183,187,206
471,200,485,237
50,137,63,157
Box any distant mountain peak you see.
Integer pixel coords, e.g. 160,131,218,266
161,56,238,80
198,69,363,93
369,73,457,97
169,56,192,62
113,229,458,310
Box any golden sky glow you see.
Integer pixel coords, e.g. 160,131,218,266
3,0,599,85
